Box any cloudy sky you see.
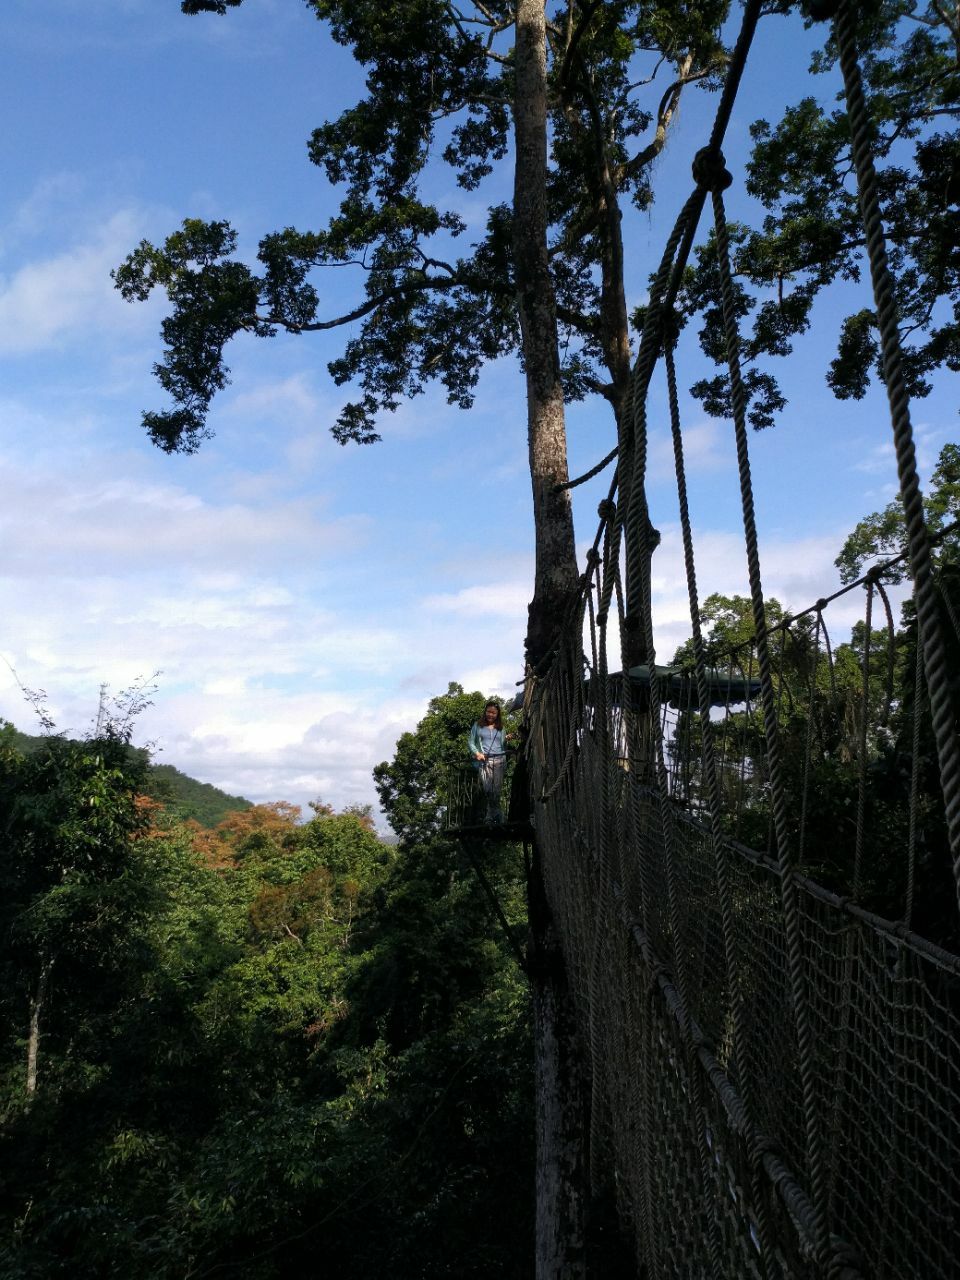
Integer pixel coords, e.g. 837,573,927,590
1,1,953,820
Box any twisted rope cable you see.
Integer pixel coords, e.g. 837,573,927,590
587,581,615,1191
620,293,733,1263
665,341,774,1273
941,572,960,642
906,635,923,930
712,183,832,1265
599,388,630,626
834,0,960,908
874,579,896,724
555,443,619,494
617,190,703,650
802,617,825,869
537,608,587,802
621,0,765,761
853,580,874,900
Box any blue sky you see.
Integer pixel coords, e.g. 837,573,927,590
1,1,953,817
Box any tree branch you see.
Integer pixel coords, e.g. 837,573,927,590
556,304,598,333
618,55,708,185
558,0,604,90
625,55,667,95
443,2,513,63
259,268,515,336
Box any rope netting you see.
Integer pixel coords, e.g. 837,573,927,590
525,1,960,1274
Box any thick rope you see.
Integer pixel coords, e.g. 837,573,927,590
520,4,960,1275
555,443,618,494
712,182,832,1264
853,580,874,900
798,611,825,865
833,0,960,905
906,634,923,930
875,580,896,724
666,340,775,1273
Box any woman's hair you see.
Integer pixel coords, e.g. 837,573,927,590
480,701,503,730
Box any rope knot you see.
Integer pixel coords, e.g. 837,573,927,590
661,306,682,346
585,547,601,568
598,498,616,522
692,146,733,193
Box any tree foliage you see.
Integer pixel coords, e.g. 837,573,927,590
118,3,960,457
689,0,960,422
0,691,532,1278
8,726,253,827
116,0,730,451
836,442,960,582
669,556,957,947
373,681,518,844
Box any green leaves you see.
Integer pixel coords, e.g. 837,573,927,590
835,442,960,582
709,1,960,417
1,688,533,1276
114,220,263,453
181,0,242,13
373,682,507,845
124,0,753,452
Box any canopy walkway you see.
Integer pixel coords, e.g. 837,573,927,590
473,1,960,1274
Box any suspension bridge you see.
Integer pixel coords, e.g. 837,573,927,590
448,1,960,1273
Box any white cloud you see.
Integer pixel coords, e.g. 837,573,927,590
0,210,156,354
645,524,881,663
0,453,371,579
854,441,895,476
0,173,88,252
854,422,952,480
422,579,529,619
0,440,529,815
648,419,729,482
0,397,904,826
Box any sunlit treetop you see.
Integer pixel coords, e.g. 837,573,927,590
117,0,729,452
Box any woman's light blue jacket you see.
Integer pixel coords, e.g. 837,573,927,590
468,723,507,757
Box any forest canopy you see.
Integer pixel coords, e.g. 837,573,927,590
0,688,533,1278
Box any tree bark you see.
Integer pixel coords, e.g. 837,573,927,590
514,0,579,669
26,957,51,1100
528,842,587,1280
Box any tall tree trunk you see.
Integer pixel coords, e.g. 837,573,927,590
514,7,587,1276
528,842,587,1280
26,956,51,1100
514,0,579,670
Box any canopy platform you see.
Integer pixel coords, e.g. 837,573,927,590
602,664,761,710
444,758,532,841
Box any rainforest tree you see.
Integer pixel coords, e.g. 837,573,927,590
117,4,960,648
116,0,731,661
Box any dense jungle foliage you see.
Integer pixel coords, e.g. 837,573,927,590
0,687,532,1279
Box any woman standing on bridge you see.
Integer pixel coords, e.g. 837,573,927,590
469,701,511,824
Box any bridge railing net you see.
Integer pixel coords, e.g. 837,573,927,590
444,757,518,831
524,1,960,1271
528,569,960,1279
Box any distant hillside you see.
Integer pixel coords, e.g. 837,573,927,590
141,763,252,828
2,725,252,828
